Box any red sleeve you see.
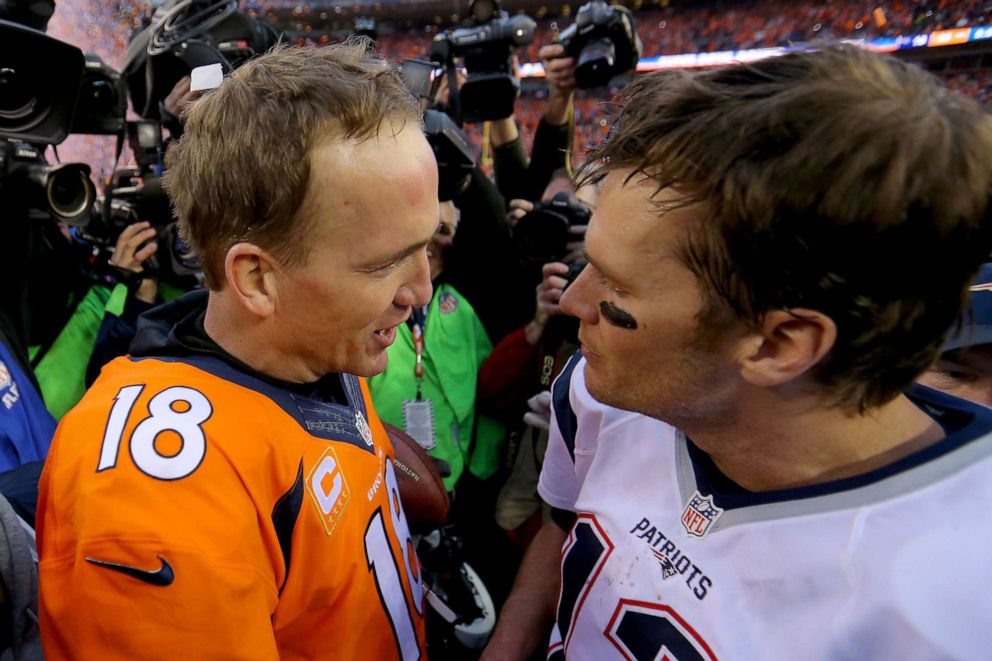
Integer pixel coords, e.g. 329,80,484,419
478,326,541,420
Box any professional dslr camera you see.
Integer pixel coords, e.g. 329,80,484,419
430,0,535,123
512,191,592,264
80,120,202,284
557,0,642,88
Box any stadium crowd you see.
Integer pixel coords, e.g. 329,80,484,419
320,0,992,64
46,0,992,175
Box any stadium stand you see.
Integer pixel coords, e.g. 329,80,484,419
43,0,992,174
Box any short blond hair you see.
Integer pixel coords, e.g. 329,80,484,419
164,41,422,290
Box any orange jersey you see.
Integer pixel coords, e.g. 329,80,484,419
38,354,427,660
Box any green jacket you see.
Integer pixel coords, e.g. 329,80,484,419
33,282,186,421
368,284,505,491
32,283,115,421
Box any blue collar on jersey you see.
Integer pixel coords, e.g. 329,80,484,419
683,384,992,512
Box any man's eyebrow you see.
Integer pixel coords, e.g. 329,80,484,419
581,248,625,286
359,239,431,270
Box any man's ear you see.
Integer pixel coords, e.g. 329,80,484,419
223,242,279,318
738,309,837,387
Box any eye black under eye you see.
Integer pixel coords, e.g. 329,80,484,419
600,301,638,330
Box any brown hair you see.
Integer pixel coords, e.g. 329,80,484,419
163,40,422,290
583,45,992,411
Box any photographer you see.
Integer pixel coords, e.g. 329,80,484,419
426,74,538,343
479,177,597,549
26,217,174,421
369,201,506,494
0,138,81,460
491,44,577,205
83,221,179,388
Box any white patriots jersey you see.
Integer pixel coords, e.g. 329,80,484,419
538,354,992,661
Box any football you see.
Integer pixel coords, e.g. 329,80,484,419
383,422,450,533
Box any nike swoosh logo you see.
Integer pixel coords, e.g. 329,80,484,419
85,555,175,587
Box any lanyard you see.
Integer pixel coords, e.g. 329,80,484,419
409,306,428,399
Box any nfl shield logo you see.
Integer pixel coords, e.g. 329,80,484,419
0,361,9,390
355,411,374,447
438,291,459,314
681,490,724,538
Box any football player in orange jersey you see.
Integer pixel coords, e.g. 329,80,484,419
37,41,439,659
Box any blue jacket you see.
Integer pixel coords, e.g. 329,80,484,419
0,339,55,472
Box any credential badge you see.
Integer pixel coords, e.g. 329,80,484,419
355,411,374,447
681,490,723,539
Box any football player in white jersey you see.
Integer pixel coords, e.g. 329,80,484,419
480,45,992,661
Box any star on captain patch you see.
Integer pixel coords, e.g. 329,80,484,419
355,411,374,447
681,491,724,538
651,549,679,580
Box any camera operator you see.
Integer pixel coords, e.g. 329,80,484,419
368,200,506,496
81,220,175,388
427,80,538,343
0,139,76,470
160,75,203,139
491,44,577,205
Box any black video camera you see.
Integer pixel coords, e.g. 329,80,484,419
124,0,281,120
430,8,535,123
0,20,126,236
425,109,477,202
400,60,478,202
72,54,128,136
0,20,128,143
513,191,591,264
0,141,96,225
557,0,642,89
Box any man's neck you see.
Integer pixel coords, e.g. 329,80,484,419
685,392,946,492
203,294,319,384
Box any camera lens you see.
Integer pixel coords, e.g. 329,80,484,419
512,208,571,264
81,78,118,116
0,66,37,121
47,166,96,223
576,37,616,88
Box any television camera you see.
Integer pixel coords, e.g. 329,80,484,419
400,59,478,202
1,0,281,284
429,0,535,123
